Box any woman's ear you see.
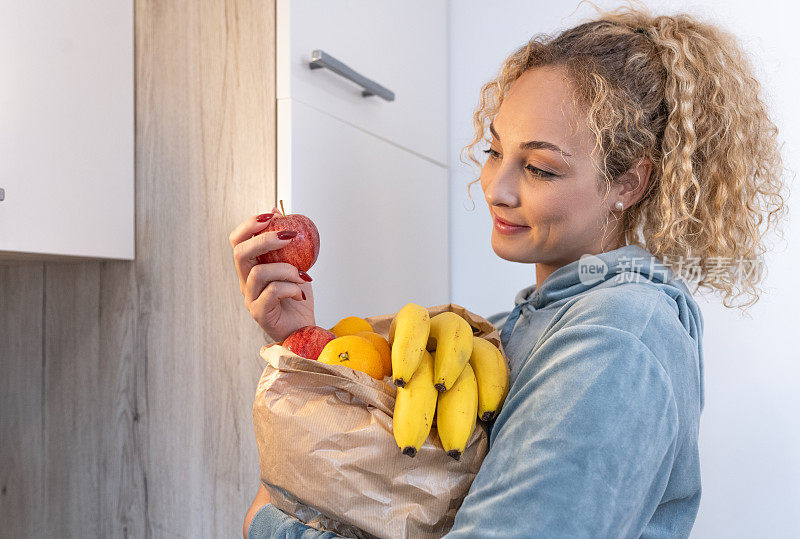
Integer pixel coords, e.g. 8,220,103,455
615,157,653,208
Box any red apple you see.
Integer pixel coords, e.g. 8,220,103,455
253,207,320,272
282,325,336,360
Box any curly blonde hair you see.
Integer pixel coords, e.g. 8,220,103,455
462,1,790,312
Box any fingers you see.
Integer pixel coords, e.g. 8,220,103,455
248,280,305,326
235,229,296,263
229,211,276,248
234,233,294,292
244,262,307,304
230,209,292,293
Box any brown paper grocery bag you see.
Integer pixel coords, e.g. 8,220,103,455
252,303,508,539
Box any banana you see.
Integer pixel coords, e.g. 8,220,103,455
469,336,510,422
436,363,478,461
392,350,438,458
428,312,474,392
390,303,431,388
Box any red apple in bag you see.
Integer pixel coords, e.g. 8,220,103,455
252,202,320,272
282,325,336,360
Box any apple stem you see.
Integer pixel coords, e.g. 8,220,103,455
279,200,286,216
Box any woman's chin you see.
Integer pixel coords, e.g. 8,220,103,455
491,236,537,263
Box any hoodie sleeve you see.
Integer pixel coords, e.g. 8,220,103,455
444,323,680,538
246,503,343,538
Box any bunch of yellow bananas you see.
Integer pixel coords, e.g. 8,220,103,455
389,303,510,461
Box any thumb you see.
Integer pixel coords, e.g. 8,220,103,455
291,283,306,302
256,282,306,317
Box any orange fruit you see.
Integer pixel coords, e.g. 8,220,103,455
330,316,374,337
317,335,384,380
355,331,392,378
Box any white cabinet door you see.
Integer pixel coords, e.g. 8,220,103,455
0,1,134,261
277,0,447,166
279,99,449,325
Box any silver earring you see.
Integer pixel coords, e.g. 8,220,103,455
615,201,624,210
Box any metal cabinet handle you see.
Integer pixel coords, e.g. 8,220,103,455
309,49,395,102
0,187,4,201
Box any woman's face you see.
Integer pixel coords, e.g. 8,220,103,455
479,66,626,270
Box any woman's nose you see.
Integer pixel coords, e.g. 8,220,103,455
482,165,520,207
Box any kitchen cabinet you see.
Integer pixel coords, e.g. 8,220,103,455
280,99,449,324
0,1,134,262
277,0,447,165
277,0,450,322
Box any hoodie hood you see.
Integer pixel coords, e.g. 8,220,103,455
508,243,705,409
514,245,702,328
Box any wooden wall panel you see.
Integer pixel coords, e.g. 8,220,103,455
136,0,276,536
41,262,104,536
0,264,45,538
96,261,148,538
1,0,276,536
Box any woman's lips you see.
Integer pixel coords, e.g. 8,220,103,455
493,215,529,234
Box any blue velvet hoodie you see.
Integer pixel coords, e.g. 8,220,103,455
248,244,705,538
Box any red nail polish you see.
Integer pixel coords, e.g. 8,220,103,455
301,291,307,300
256,213,274,222
298,270,312,282
277,230,298,240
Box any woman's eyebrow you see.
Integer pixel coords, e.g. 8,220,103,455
489,121,572,157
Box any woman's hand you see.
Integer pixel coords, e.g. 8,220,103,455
230,207,316,343
243,483,271,538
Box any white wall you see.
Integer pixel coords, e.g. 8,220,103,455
449,1,799,537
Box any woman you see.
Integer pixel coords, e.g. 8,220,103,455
232,4,788,538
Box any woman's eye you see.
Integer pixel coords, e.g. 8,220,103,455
482,149,555,179
525,165,555,179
